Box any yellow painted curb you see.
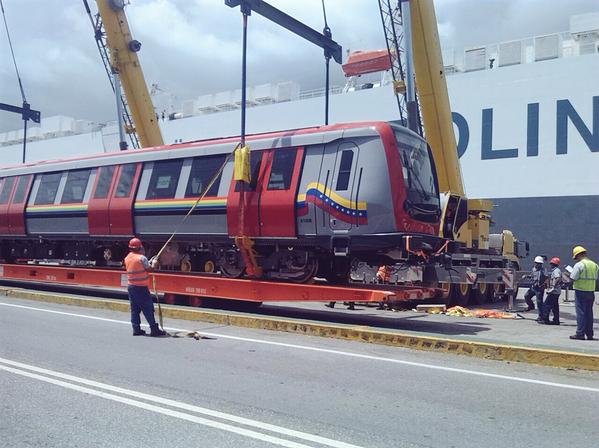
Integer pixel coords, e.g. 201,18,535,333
3,287,599,372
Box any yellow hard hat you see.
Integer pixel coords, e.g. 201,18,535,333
572,245,587,259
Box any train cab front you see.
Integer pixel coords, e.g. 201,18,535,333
345,123,451,284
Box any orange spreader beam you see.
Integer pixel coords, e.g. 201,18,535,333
0,263,437,303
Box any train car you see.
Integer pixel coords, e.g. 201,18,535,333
0,121,445,283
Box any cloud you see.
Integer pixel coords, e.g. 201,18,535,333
1,0,597,132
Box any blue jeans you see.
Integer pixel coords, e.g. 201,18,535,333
574,290,595,339
542,292,560,323
128,285,157,330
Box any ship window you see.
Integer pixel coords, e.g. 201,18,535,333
93,166,115,199
115,164,137,198
61,169,91,204
0,177,15,204
335,150,354,191
185,155,225,198
147,159,183,200
12,175,32,204
34,173,63,205
267,149,296,190
235,151,263,192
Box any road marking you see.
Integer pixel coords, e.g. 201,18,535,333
0,359,362,448
2,300,599,393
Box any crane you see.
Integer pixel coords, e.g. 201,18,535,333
383,0,497,250
380,0,527,304
84,0,163,149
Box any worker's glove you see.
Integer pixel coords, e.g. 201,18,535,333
149,256,160,269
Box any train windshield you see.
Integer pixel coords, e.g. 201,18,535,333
395,131,440,222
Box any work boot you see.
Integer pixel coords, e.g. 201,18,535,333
132,327,146,336
150,325,167,337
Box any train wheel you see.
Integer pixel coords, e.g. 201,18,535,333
288,257,319,284
449,283,471,307
470,282,491,305
180,258,192,272
220,249,245,278
203,260,216,273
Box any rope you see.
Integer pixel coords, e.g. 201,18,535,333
153,150,234,261
148,148,236,330
0,0,26,102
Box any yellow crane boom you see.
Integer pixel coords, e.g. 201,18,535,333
405,0,494,250
410,0,464,197
96,0,163,148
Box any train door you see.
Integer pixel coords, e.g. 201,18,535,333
316,142,360,231
258,147,304,237
108,163,141,235
8,175,33,235
88,165,116,236
227,150,265,237
0,177,16,234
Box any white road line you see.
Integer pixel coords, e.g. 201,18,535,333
1,300,599,393
0,363,313,448
0,356,363,448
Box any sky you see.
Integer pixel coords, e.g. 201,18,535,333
1,0,598,132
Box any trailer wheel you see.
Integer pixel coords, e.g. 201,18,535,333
449,283,471,306
470,282,491,305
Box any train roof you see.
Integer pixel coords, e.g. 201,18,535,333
0,121,411,177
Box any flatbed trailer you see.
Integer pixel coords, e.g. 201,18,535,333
0,263,442,306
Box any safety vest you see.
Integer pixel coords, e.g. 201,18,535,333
124,252,150,287
573,258,598,292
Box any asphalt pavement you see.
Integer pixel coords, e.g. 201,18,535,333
1,296,599,448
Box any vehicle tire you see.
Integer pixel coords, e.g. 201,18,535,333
449,283,471,307
491,283,506,302
470,282,491,305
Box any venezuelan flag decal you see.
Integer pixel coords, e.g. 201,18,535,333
296,182,367,225
134,197,227,214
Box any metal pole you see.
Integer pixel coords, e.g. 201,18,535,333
113,72,128,150
21,114,27,163
324,56,330,125
323,23,332,126
241,12,248,146
400,0,418,133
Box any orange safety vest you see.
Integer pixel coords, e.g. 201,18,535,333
124,252,150,287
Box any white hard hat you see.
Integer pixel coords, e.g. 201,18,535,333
534,256,544,263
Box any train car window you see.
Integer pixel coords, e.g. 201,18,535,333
235,151,263,192
12,175,32,204
115,164,137,198
267,149,297,190
335,150,354,191
185,154,225,198
0,177,15,204
34,173,63,205
61,169,92,204
93,166,115,199
147,159,183,200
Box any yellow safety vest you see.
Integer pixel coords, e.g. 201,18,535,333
573,258,598,292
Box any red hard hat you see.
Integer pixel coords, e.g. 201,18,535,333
550,257,560,265
128,237,143,250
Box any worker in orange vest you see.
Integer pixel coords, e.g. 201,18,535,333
124,237,166,337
